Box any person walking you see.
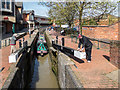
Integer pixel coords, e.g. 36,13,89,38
10,34,17,54
77,34,93,62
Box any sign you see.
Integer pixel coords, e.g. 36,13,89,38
4,16,8,20
4,16,9,21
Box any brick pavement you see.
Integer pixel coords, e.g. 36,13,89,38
0,33,30,88
49,30,119,88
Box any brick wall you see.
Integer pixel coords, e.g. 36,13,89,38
110,40,120,69
82,22,119,40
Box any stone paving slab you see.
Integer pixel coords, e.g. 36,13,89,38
49,30,119,88
106,69,120,83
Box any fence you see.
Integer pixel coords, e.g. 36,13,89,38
70,34,110,51
0,29,36,48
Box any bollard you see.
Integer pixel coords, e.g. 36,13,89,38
9,39,10,45
52,39,55,46
23,37,25,42
5,40,7,47
56,35,58,44
22,37,25,47
19,39,22,48
75,36,77,43
62,37,64,46
97,40,100,49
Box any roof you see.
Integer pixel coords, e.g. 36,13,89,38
23,10,34,14
34,15,49,19
15,2,23,7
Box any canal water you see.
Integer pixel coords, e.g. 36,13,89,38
30,54,59,88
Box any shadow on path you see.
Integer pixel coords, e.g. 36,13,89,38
103,55,110,61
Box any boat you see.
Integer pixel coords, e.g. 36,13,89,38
37,35,48,56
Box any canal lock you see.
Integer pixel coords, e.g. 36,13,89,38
28,31,60,88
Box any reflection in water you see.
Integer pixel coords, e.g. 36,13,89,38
30,54,59,88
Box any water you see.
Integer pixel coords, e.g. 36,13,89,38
30,54,59,88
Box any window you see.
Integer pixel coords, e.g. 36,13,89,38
1,0,11,11
6,0,10,9
2,0,5,8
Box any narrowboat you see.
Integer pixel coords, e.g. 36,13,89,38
37,35,48,56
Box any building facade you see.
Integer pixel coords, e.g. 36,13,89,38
1,0,16,34
34,15,52,27
15,2,24,31
23,10,35,29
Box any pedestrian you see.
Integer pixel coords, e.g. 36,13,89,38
10,34,17,54
77,34,93,62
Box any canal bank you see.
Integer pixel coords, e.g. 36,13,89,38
44,31,83,88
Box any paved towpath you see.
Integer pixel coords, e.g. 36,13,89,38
0,31,30,88
49,30,119,88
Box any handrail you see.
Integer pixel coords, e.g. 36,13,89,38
71,34,110,44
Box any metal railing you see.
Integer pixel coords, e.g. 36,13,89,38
70,34,110,50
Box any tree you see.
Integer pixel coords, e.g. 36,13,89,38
74,1,117,34
47,2,77,27
40,1,117,34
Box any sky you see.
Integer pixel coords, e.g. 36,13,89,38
23,2,49,17
15,1,119,17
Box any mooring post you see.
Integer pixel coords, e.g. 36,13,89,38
19,39,22,48
62,37,64,46
97,39,100,49
5,39,7,47
9,38,10,45
22,37,25,47
52,39,55,46
56,35,58,44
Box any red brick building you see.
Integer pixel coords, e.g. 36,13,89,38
82,22,119,40
34,15,52,27
74,14,119,40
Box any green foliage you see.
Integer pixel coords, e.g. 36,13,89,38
39,2,117,33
